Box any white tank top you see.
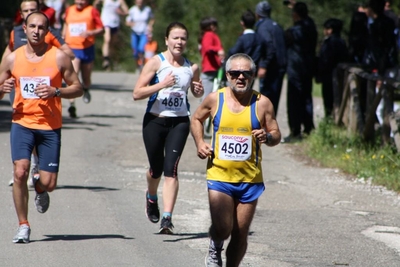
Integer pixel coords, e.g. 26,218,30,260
101,0,121,28
146,53,194,117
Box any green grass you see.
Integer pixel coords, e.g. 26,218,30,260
300,118,400,192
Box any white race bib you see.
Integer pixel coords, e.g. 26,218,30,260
69,23,87,36
218,134,252,161
20,76,50,99
158,89,187,113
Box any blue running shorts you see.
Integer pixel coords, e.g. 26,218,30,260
72,45,95,64
11,123,61,173
207,180,265,203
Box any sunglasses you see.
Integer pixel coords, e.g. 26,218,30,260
227,70,254,79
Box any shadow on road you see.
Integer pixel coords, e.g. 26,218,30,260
162,232,209,242
36,234,134,242
91,84,132,93
56,185,120,192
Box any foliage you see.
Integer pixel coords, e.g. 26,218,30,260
302,118,400,192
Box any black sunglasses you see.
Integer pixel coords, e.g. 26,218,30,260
227,70,253,79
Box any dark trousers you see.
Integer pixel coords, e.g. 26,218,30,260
260,68,285,116
321,75,333,117
287,76,315,136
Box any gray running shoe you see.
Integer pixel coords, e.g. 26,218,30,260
205,241,223,267
82,88,91,103
159,216,174,234
13,224,31,243
35,191,50,213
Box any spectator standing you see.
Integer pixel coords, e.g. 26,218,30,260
225,9,261,89
363,0,398,76
133,22,204,234
63,0,104,118
284,1,317,142
93,0,129,70
255,0,287,116
316,18,349,118
348,5,368,64
0,11,82,243
125,0,155,72
199,17,225,100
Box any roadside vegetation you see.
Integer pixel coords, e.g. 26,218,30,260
300,118,400,193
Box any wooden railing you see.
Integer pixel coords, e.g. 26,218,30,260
334,63,400,152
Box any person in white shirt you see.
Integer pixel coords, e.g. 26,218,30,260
93,0,129,70
125,0,154,72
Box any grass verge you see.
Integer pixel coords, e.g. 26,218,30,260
300,118,400,193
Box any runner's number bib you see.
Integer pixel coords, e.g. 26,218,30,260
69,23,87,37
218,134,252,161
159,89,187,113
20,76,50,99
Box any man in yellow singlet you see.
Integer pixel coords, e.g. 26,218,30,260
191,53,281,267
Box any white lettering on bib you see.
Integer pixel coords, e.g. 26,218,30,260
20,76,50,99
218,134,252,161
69,23,87,37
159,89,187,113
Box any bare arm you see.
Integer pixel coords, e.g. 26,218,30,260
0,53,15,100
190,63,204,98
133,56,176,100
59,43,75,60
119,0,129,14
1,46,12,63
252,95,281,146
57,49,82,98
190,92,217,159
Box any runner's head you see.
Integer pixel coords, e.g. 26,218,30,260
225,53,256,94
24,11,49,45
20,0,40,21
165,22,189,55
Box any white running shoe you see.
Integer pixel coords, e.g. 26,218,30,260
12,224,31,243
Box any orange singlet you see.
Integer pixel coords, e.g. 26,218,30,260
12,45,63,130
64,4,103,49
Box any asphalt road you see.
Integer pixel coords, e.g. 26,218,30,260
0,71,400,267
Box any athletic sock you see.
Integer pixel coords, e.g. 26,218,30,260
162,212,171,218
147,192,158,201
19,220,30,227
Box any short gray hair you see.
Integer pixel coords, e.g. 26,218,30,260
225,53,256,73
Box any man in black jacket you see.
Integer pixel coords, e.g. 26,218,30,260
225,9,261,89
284,2,317,141
255,1,286,116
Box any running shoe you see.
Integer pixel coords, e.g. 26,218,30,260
205,241,223,267
12,224,31,243
82,88,91,103
68,105,77,118
145,193,160,223
33,177,50,213
35,191,50,213
8,177,14,186
159,216,174,234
